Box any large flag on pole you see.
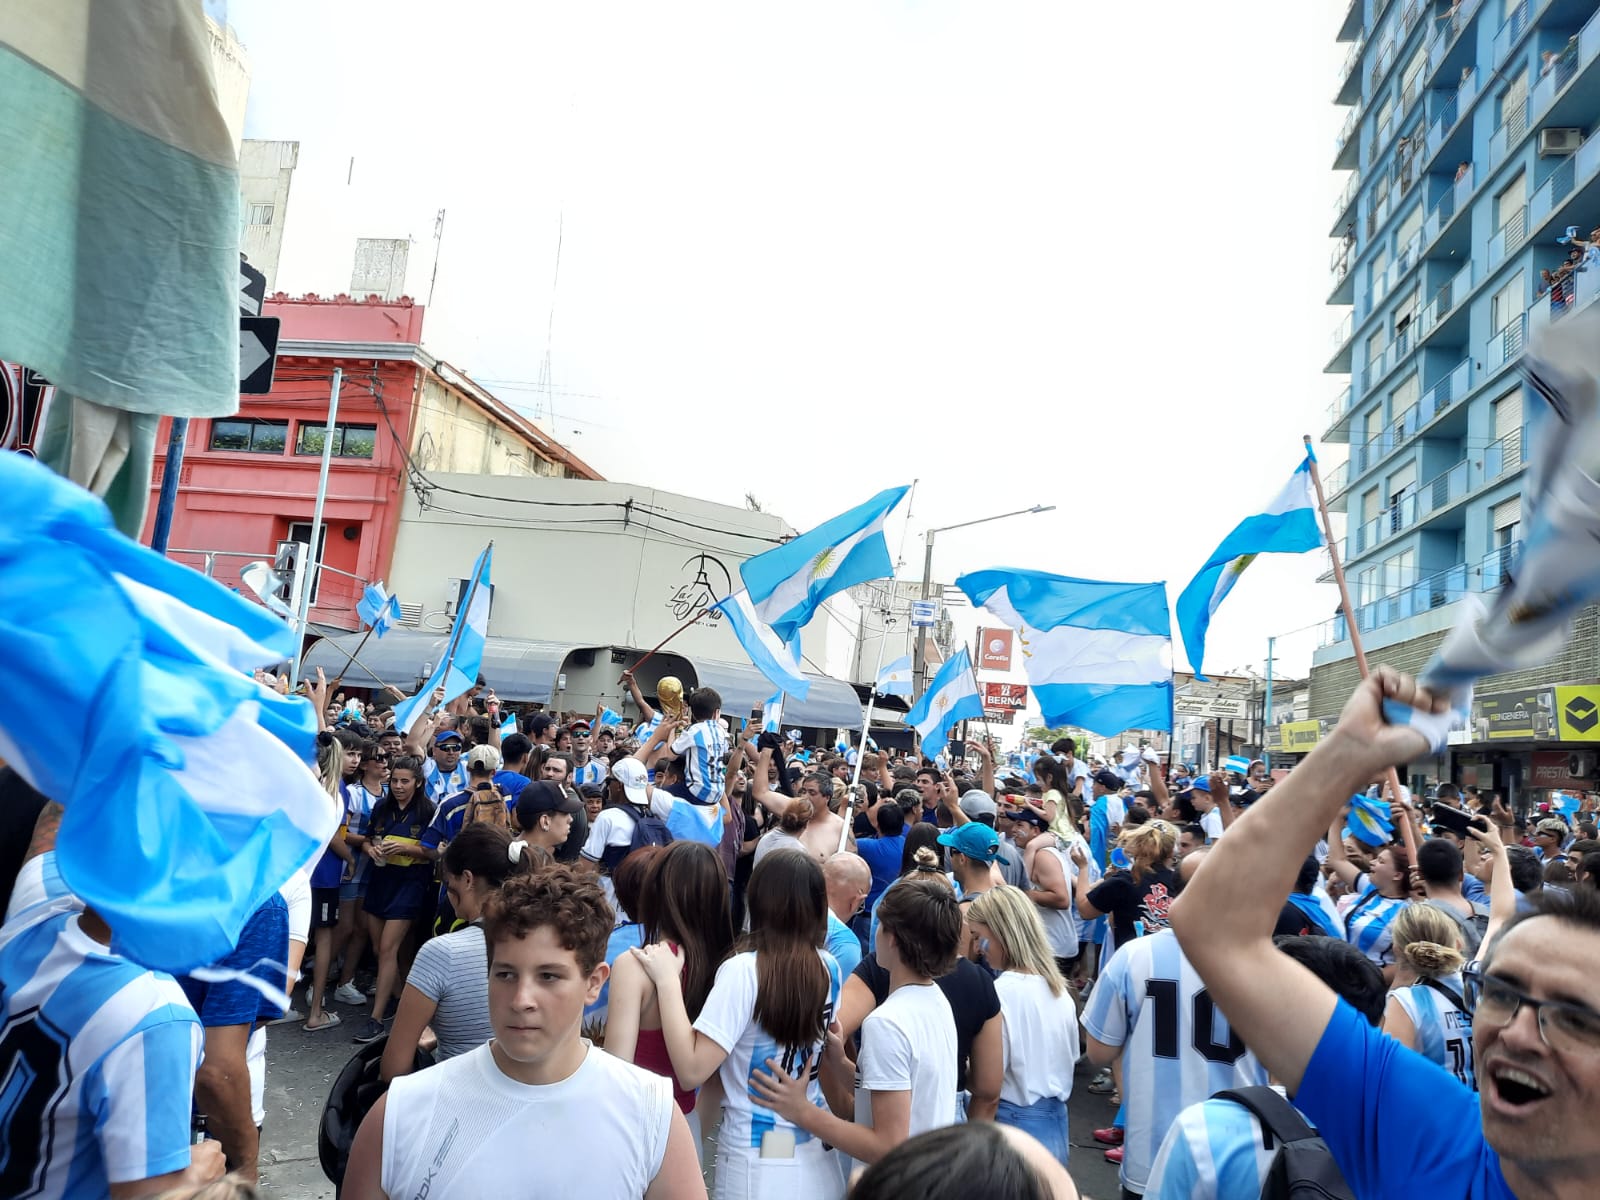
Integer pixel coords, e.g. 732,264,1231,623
0,453,336,976
712,589,810,700
875,654,914,696
906,648,984,750
739,485,910,641
393,544,493,734
357,581,403,637
761,693,785,734
1386,308,1600,749
959,567,1173,736
1176,455,1325,680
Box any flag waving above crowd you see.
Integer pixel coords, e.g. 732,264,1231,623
905,646,984,749
392,544,493,734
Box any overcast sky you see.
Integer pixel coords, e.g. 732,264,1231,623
228,1,1351,687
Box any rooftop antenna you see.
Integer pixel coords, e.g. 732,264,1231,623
426,208,445,306
536,211,563,423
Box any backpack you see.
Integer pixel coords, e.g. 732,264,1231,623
599,802,673,873
1422,897,1490,957
463,783,510,831
1212,1086,1356,1200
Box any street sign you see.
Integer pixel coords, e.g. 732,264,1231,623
981,707,1016,725
241,316,280,394
910,599,938,627
1173,694,1250,720
239,256,267,316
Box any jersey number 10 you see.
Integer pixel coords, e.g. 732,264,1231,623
1146,979,1247,1065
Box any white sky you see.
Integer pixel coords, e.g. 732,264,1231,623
228,0,1352,687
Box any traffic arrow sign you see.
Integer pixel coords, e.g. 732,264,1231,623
239,256,266,317
240,316,280,394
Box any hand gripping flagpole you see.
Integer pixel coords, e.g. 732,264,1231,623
1303,436,1420,866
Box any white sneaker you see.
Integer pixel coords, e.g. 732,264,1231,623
333,983,364,1006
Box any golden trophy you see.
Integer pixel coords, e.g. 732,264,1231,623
656,676,688,726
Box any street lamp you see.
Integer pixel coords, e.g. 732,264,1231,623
912,504,1056,697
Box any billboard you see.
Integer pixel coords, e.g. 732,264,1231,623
1531,750,1593,790
1472,689,1555,741
1555,685,1600,742
981,680,1028,723
1277,720,1325,754
977,628,1014,672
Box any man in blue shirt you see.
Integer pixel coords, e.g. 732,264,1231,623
823,852,870,976
1172,665,1600,1200
854,794,908,910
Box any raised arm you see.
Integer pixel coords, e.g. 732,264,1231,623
1467,816,1516,950
1323,812,1363,889
747,742,793,817
1212,771,1240,833
638,715,678,770
970,738,996,797
622,670,657,722
1167,666,1445,1094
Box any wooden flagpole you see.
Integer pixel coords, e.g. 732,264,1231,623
619,605,716,682
1303,436,1420,865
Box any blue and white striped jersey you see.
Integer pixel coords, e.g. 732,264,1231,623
572,758,609,790
0,872,203,1198
421,757,469,804
1081,929,1269,1195
1148,1093,1291,1200
1392,975,1475,1089
1344,875,1406,968
671,719,729,805
633,714,663,745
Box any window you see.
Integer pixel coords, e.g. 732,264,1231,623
286,522,328,605
1490,272,1525,335
1366,330,1385,371
1369,246,1390,292
295,422,376,458
249,203,274,226
209,418,286,453
1494,172,1525,231
1401,45,1427,105
1358,565,1380,607
1375,93,1396,136
1364,407,1384,454
1383,549,1415,598
1393,288,1419,340
1395,203,1423,251
1498,73,1527,131
1388,462,1417,531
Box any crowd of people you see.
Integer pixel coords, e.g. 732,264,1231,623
5,662,1600,1198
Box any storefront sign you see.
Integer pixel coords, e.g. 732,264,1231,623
1555,685,1600,742
981,681,1028,713
1472,689,1556,740
977,628,1014,672
1531,750,1593,790
1278,720,1324,753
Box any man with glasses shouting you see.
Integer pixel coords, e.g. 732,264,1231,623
1172,665,1600,1200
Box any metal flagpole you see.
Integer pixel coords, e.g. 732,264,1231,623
290,368,341,686
1303,435,1419,864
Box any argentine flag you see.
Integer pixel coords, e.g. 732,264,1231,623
357,582,403,637
876,654,914,696
598,707,625,728
906,648,984,751
761,693,784,734
1176,455,1325,680
393,544,493,734
959,568,1173,736
0,454,337,976
712,589,810,700
740,486,910,641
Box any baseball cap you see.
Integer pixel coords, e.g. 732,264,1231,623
1093,769,1123,792
958,790,998,821
1011,807,1050,830
1186,775,1212,794
612,757,651,805
569,720,592,733
517,780,581,819
937,823,1010,865
435,729,464,746
466,744,501,773
527,714,554,738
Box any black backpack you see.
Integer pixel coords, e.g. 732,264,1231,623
1212,1086,1356,1200
599,802,673,873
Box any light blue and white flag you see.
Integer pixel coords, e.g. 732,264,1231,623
392,544,494,735
1176,455,1325,680
761,693,784,734
1223,755,1251,777
711,589,810,700
906,648,985,750
959,568,1173,736
598,707,625,728
357,582,403,638
0,454,336,977
876,654,914,696
739,485,910,641
1346,792,1395,848
1386,309,1600,749
500,712,518,738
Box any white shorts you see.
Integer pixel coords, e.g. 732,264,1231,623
712,1137,845,1200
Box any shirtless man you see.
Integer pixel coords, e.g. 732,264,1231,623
746,735,852,860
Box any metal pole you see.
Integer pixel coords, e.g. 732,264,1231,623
913,529,935,699
1264,635,1276,763
290,368,341,686
839,619,896,853
1303,435,1419,864
149,418,189,553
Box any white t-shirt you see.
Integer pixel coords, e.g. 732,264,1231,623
752,827,808,867
382,1041,672,1198
856,982,957,1145
693,949,844,1154
1031,843,1083,959
994,971,1080,1106
1200,808,1224,843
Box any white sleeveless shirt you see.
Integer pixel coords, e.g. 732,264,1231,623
381,1040,673,1198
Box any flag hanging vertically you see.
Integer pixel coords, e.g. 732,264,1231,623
761,693,785,734
0,453,336,976
739,486,910,641
1175,455,1325,680
959,567,1173,736
875,654,914,696
357,582,403,638
712,589,810,700
906,648,985,750
392,545,493,734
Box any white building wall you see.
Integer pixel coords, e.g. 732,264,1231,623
205,17,250,156
239,140,299,291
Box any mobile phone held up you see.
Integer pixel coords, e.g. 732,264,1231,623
1430,804,1481,838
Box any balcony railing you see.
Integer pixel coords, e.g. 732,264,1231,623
1326,384,1354,432
1331,239,1354,289
1325,461,1350,497
1336,36,1366,101
1478,540,1522,593
1423,164,1474,251
1368,228,1425,312
1425,67,1478,163
1531,249,1600,334
1369,37,1398,92
1335,105,1361,165
1493,0,1532,69
1361,327,1412,392
1333,171,1362,230
1331,312,1354,356
1427,0,1484,81
1487,205,1528,271
1485,314,1527,373
1418,261,1473,339
1321,560,1471,647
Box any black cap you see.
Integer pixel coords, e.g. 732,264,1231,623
516,781,581,828
1093,769,1124,791
1012,807,1050,829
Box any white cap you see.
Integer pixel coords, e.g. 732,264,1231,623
612,757,650,805
466,744,501,773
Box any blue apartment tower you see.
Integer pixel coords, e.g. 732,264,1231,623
1309,0,1600,802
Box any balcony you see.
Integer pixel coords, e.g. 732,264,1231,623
1528,128,1600,232
1337,0,1363,43
1368,228,1425,312
1487,205,1528,271
1332,171,1362,236
1336,36,1365,105
1530,245,1600,334
1330,239,1356,303
1325,461,1351,501
1335,105,1361,170
1327,312,1355,373
1487,97,1528,171
1361,328,1412,393
1479,540,1522,593
1485,314,1527,374
1325,384,1355,442
1493,0,1534,69
1321,539,1525,648
1426,0,1485,86
1422,164,1475,254
1369,37,1399,95
1424,67,1478,168
1528,9,1595,129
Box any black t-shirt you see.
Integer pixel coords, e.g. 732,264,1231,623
1273,900,1316,937
853,955,1000,1092
1087,866,1177,951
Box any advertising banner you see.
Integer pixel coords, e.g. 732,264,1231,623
1472,689,1555,740
1554,685,1600,742
977,628,1014,672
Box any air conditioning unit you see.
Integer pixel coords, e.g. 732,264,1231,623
1540,127,1583,156
1568,752,1595,779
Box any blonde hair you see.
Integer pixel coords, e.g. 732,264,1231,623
1392,903,1466,978
1117,820,1177,879
911,846,954,889
316,737,342,798
965,885,1067,996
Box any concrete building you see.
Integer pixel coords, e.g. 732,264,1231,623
1315,0,1600,806
240,140,299,292
204,15,250,156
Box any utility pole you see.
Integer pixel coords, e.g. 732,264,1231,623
1264,636,1276,764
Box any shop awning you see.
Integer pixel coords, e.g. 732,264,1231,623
688,657,864,730
301,630,592,703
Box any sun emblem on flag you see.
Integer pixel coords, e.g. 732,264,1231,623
808,547,836,580
936,693,951,712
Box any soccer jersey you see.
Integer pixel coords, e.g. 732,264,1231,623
1392,975,1475,1089
0,903,204,1198
343,781,384,886
1344,875,1406,968
421,757,469,804
1147,1091,1293,1200
634,713,663,745
1081,929,1268,1195
671,719,729,805
693,949,843,1151
572,758,609,790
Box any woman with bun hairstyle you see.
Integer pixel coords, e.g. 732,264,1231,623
379,824,543,1081
1382,902,1475,1088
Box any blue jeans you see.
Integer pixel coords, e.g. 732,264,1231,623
995,1096,1070,1167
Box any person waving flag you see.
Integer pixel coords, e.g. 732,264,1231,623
906,648,984,752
